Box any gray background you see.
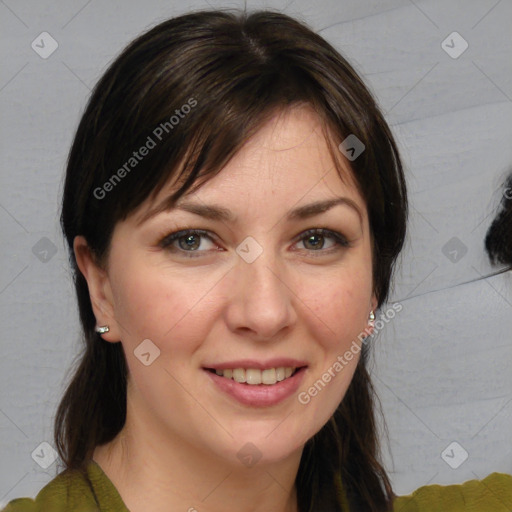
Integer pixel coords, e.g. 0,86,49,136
1,0,511,505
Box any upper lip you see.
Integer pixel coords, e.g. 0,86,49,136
203,358,308,370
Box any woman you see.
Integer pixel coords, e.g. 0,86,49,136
3,9,511,512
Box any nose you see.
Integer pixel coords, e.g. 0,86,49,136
224,246,297,340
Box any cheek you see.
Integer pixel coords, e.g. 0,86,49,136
109,258,218,351
297,267,373,346
293,267,371,418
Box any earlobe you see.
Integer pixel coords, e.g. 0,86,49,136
370,294,378,314
73,236,120,342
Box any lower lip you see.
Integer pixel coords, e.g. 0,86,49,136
204,367,307,407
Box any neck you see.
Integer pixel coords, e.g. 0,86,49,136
93,393,301,512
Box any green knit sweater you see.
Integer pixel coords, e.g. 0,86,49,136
2,460,511,511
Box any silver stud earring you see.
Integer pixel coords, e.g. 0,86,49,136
95,325,110,334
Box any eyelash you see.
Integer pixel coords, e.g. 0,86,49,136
158,228,350,258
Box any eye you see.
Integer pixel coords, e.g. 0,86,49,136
159,229,219,257
293,228,350,254
158,227,350,258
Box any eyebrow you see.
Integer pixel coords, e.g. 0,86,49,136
137,196,363,225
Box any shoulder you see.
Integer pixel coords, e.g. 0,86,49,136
1,498,36,512
1,464,99,512
393,472,512,512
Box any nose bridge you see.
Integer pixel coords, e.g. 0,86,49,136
237,236,284,301
245,251,279,291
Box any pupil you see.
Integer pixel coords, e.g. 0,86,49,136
180,234,199,250
306,234,323,249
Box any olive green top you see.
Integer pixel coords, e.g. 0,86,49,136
2,460,511,511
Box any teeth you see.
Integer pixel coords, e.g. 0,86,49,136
213,367,297,385
246,369,261,385
232,368,246,383
275,367,285,381
261,368,276,385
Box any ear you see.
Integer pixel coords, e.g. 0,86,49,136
73,235,121,343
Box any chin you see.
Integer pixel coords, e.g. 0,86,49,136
217,422,312,467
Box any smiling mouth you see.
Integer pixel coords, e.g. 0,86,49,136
204,367,303,385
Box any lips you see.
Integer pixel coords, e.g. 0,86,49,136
202,359,308,407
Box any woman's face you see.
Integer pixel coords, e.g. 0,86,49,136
80,105,376,468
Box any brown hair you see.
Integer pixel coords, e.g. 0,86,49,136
57,9,407,511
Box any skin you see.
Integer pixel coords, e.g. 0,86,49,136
75,105,377,512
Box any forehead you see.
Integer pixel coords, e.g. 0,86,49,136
227,105,356,183
135,104,365,225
